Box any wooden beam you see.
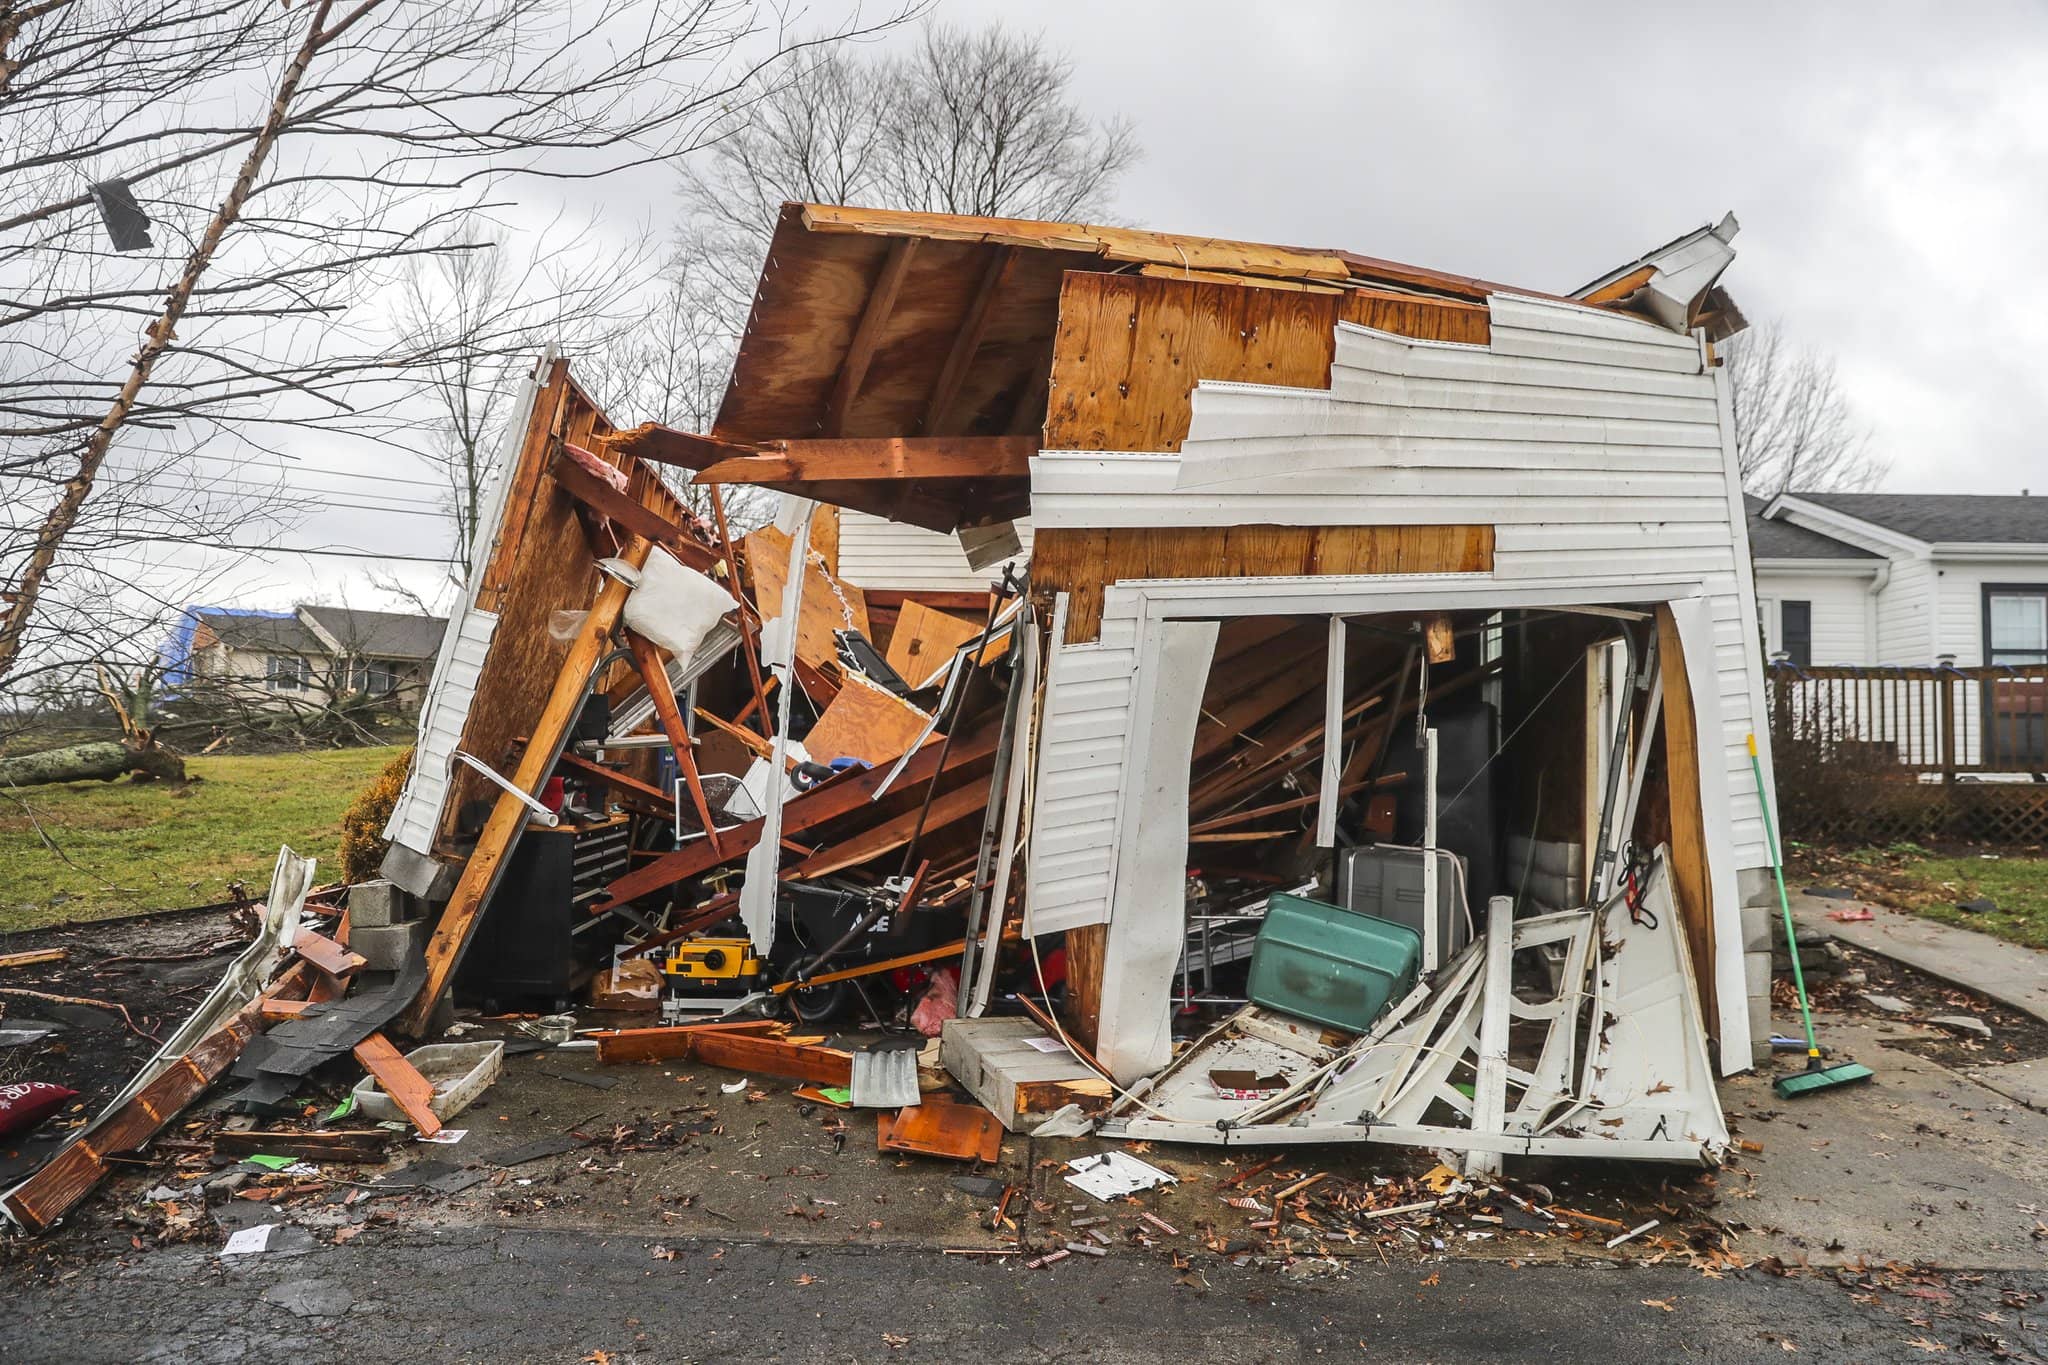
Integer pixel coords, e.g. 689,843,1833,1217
824,238,918,436
592,718,1000,913
292,929,364,979
552,453,686,549
784,775,990,879
626,629,723,857
595,1026,854,1086
600,424,755,470
922,247,1014,434
553,751,671,809
770,940,963,994
352,1032,443,1137
695,435,1037,486
398,537,652,1036
0,947,66,970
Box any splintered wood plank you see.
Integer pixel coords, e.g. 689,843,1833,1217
0,948,66,970
601,424,755,470
785,774,990,879
292,929,365,979
800,674,933,768
689,1033,854,1086
0,1013,256,1232
876,1095,1003,1162
352,1032,443,1138
884,600,984,687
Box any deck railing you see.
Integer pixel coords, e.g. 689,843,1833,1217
1765,662,2048,843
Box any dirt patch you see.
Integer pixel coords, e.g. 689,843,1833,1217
0,905,254,1185
1792,943,2048,1069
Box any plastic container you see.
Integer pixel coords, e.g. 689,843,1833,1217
350,1040,503,1125
1246,894,1422,1035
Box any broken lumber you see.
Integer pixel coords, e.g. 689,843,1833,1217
1,1011,257,1233
587,1019,782,1063
0,948,65,970
292,929,364,979
212,1129,392,1164
595,1026,852,1085
352,1032,443,1138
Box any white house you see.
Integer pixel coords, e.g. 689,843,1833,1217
1750,493,2048,669
1750,493,2048,768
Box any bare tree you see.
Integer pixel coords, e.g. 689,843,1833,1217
1727,321,1888,497
675,21,1141,375
395,218,656,578
0,0,910,690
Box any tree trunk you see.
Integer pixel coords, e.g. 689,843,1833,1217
0,741,186,787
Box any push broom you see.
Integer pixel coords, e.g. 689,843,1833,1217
1748,733,1874,1099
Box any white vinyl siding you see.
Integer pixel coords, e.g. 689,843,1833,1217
837,510,1032,593
1750,570,1873,665
382,606,498,853
1031,293,1772,893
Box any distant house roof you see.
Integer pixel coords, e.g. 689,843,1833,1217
1792,493,2048,546
298,605,447,660
192,608,326,655
1744,496,1880,561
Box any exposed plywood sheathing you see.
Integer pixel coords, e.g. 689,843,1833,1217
1033,524,1496,644
741,523,870,692
883,600,985,684
1044,274,1343,454
800,673,933,767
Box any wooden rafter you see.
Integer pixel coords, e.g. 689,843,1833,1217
694,436,1036,486
823,237,918,436
921,246,1014,434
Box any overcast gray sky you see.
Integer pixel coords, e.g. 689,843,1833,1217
222,0,2048,614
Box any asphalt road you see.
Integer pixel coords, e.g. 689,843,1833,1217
2,1228,2041,1364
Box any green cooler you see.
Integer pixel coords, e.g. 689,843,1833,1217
1246,893,1423,1034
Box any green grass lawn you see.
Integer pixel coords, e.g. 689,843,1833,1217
1799,843,2048,950
0,745,403,932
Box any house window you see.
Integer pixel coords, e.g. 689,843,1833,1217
266,654,308,691
1986,589,2048,665
346,659,398,695
1983,585,2048,769
1780,600,1812,668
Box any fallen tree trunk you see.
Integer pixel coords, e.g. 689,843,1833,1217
0,740,186,787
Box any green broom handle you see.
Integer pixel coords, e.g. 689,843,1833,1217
1749,733,1821,1060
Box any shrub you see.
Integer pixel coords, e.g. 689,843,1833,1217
339,746,413,884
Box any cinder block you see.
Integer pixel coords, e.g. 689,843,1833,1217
1744,947,1772,1003
1749,991,1775,1066
1741,904,1771,953
349,879,408,928
350,918,428,974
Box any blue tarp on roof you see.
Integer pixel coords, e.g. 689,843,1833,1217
159,605,295,689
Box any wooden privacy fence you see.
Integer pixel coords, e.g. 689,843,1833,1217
1766,662,2048,844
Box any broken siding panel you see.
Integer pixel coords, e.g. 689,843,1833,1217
1033,291,1773,875
382,609,498,853
836,508,1032,592
1026,640,1137,935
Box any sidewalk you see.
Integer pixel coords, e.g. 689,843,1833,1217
1789,891,2048,1025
